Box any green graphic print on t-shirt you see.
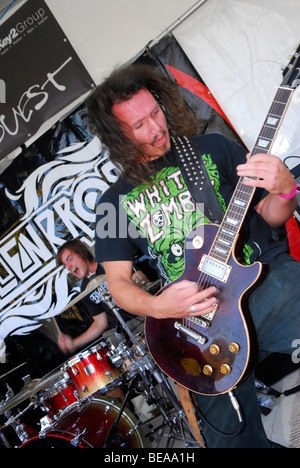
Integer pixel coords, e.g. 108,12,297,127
121,154,226,283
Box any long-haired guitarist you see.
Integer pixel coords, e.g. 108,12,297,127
87,63,299,448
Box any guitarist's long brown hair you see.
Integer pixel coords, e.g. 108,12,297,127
87,63,201,186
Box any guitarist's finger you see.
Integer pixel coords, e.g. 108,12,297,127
193,286,219,303
189,297,219,317
169,280,202,299
188,287,219,315
172,280,199,290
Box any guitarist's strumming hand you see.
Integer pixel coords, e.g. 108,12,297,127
151,280,220,319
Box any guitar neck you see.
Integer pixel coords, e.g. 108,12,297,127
251,86,294,157
209,85,294,264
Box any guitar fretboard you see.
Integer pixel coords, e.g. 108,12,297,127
209,86,294,264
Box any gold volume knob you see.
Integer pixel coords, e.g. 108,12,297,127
209,344,220,355
229,342,240,354
220,364,231,375
203,365,213,376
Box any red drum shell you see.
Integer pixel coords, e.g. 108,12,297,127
63,341,125,399
19,397,146,448
40,378,78,418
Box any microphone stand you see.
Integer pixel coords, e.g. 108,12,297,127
103,374,140,448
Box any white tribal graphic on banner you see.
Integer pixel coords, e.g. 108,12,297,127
0,136,118,358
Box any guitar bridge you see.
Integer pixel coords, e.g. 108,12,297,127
174,322,207,344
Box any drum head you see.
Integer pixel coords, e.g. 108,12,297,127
19,434,78,448
20,396,146,448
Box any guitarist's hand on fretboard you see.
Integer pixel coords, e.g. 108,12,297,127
237,153,297,228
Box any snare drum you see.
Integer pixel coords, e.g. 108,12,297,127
63,339,125,399
19,396,146,448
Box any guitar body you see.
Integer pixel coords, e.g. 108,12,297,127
145,224,263,396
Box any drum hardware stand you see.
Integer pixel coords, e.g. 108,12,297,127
0,431,11,448
1,401,36,444
98,286,202,447
103,373,140,448
70,428,88,448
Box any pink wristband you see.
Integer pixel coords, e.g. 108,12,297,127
278,182,298,199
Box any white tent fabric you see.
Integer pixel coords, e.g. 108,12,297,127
45,0,199,85
174,0,300,165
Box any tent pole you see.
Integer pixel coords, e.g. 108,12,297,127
147,0,209,48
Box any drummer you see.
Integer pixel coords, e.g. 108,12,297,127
56,239,148,355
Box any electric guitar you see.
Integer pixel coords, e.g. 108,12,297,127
145,46,300,395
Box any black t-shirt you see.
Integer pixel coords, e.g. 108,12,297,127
95,134,290,284
81,264,134,326
81,263,108,317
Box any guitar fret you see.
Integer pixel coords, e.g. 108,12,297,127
214,246,228,255
225,217,239,226
252,147,269,155
257,138,272,149
216,222,238,238
259,126,278,140
226,209,243,220
233,198,247,207
221,228,235,237
218,238,231,246
210,250,228,262
266,116,279,126
228,199,247,210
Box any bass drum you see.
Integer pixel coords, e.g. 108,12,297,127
19,396,146,448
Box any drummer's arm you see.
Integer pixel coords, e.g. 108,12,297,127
70,313,108,352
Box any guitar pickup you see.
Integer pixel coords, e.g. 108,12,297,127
199,255,231,283
174,322,207,344
202,303,218,322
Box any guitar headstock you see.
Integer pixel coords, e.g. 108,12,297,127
282,44,300,89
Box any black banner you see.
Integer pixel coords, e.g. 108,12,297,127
0,0,95,159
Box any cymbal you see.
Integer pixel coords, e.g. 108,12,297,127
59,275,107,314
0,368,63,415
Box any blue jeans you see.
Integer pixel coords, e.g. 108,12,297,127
193,258,300,448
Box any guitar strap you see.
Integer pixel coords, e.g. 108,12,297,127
171,136,224,224
172,136,221,448
177,383,206,448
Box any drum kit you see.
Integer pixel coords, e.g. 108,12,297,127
0,276,201,449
